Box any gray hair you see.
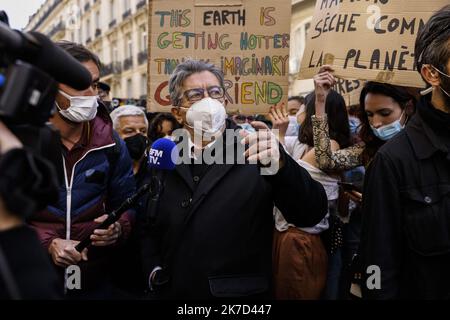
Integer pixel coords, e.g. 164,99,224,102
109,105,148,131
168,59,225,106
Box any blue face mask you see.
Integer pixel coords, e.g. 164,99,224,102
370,111,406,141
239,123,256,133
348,116,361,135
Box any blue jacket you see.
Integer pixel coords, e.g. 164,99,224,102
30,106,136,250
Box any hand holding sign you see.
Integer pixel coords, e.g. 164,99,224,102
148,0,291,114
267,102,289,145
299,0,448,88
314,65,336,118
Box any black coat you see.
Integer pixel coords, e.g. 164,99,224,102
360,95,450,299
141,122,328,299
0,226,61,299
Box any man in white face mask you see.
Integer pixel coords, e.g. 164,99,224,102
170,68,228,149
141,59,328,299
28,42,136,298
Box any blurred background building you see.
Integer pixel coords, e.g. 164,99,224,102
24,0,315,102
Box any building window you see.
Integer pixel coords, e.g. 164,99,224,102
110,0,115,21
86,19,91,41
139,24,147,52
126,33,133,59
97,48,103,62
126,78,133,98
95,11,100,29
289,17,312,75
141,74,147,96
123,0,130,11
111,41,118,63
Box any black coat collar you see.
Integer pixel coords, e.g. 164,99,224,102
174,119,241,192
406,95,449,160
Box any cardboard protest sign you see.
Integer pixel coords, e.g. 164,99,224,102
147,0,291,114
298,0,448,88
333,78,364,107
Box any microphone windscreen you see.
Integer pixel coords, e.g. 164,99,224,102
27,32,92,90
148,138,178,170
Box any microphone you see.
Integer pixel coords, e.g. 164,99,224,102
148,137,178,170
75,138,178,252
0,21,92,90
147,138,177,221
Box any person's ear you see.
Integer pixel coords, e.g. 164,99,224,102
404,100,415,118
171,107,183,124
421,65,441,87
54,93,68,110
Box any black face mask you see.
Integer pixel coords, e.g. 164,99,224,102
124,134,148,161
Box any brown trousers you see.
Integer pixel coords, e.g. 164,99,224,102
272,227,328,300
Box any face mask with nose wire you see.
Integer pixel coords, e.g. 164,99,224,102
183,97,227,136
56,90,98,122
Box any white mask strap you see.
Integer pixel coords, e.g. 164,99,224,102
59,90,72,100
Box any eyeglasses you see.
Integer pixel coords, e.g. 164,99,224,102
180,86,225,104
234,115,255,123
91,81,99,91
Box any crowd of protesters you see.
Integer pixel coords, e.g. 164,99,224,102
0,5,449,300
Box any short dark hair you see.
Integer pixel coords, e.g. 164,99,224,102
98,82,110,92
148,112,181,143
299,90,351,150
55,41,101,70
415,5,450,76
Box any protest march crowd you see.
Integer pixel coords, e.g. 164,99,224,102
0,2,449,300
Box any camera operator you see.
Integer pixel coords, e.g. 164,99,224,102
0,121,60,299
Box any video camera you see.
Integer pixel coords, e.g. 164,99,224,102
0,11,92,182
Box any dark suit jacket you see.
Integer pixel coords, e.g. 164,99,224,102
141,121,328,299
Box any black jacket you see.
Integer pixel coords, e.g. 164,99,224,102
141,121,328,299
0,226,61,299
360,95,450,299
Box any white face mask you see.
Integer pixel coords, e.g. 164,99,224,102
57,90,98,123
184,97,226,136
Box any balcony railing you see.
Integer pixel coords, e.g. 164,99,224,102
138,50,148,65
123,57,133,71
108,19,116,28
47,21,65,38
122,9,132,20
100,62,122,77
95,28,101,37
100,63,113,77
112,62,122,74
136,0,146,10
31,0,63,31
